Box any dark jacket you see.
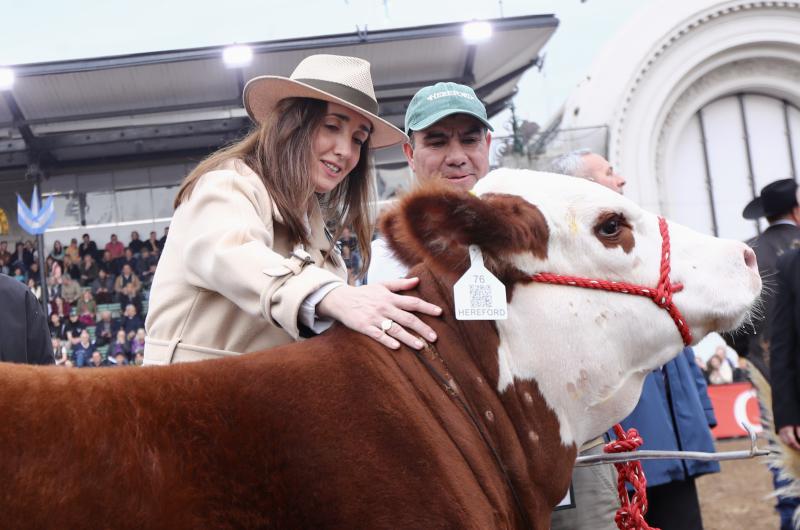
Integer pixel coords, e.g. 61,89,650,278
611,347,719,487
0,274,54,365
770,248,800,430
730,223,800,377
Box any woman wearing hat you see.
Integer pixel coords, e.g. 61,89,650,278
144,55,441,365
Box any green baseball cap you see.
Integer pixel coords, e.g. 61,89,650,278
404,82,493,135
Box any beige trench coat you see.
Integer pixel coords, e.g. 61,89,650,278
144,159,346,365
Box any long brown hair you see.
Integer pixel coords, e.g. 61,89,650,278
174,97,375,274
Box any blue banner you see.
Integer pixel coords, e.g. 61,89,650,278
17,185,55,236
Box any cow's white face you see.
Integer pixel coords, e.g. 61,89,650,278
473,169,761,447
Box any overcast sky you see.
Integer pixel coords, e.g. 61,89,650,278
1,0,645,128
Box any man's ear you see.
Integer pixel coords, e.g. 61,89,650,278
379,182,549,277
402,141,415,173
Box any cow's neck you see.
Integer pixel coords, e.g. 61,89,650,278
405,264,576,527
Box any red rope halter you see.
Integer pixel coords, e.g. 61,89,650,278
530,216,692,346
530,216,689,530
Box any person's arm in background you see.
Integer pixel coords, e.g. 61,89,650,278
25,289,54,365
771,251,800,451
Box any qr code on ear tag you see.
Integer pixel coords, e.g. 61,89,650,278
469,284,492,308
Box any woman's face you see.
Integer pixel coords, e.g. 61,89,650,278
310,102,371,194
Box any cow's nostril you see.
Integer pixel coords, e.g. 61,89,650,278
744,247,758,271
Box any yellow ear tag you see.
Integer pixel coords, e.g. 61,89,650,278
468,190,478,197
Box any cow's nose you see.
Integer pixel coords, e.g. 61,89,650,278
743,246,758,272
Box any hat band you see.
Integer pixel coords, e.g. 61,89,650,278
294,78,379,115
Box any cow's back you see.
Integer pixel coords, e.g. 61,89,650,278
0,326,512,529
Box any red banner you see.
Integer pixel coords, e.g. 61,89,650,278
707,382,762,439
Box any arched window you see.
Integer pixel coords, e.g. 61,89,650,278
666,94,800,241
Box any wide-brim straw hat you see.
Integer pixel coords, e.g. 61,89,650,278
243,54,407,149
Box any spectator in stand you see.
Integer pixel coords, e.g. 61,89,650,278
49,296,70,320
76,290,97,326
79,253,99,287
12,266,26,283
49,240,65,262
104,234,125,260
28,260,40,281
62,255,81,281
130,328,146,357
118,248,138,275
157,226,168,250
112,351,128,366
99,249,117,275
121,304,144,341
0,254,9,275
91,268,115,304
10,242,30,271
44,255,55,277
143,230,161,254
64,312,85,347
0,240,9,262
136,247,158,284
109,329,130,361
86,350,111,368
78,233,99,260
94,311,116,347
114,264,141,296
47,275,62,301
118,282,142,315
72,329,95,368
49,313,67,340
64,238,80,263
133,351,144,366
26,277,42,301
60,274,81,304
128,230,145,257
0,273,54,364
52,337,71,366
705,354,734,385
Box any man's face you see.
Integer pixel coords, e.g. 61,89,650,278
580,153,626,194
403,114,491,191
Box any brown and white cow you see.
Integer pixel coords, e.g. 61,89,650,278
0,170,760,529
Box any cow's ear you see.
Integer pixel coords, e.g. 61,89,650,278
379,183,549,277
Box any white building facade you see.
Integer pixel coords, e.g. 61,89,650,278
555,0,800,241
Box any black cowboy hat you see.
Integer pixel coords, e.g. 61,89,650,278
742,179,798,220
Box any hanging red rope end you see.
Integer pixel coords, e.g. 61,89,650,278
604,423,660,530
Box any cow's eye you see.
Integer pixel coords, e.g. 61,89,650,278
598,218,621,237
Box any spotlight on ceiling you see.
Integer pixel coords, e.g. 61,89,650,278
0,67,15,90
223,44,253,68
462,20,492,44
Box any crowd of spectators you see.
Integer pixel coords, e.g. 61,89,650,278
1,225,365,365
695,345,750,385
0,229,167,367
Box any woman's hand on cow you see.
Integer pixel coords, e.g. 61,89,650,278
317,277,442,350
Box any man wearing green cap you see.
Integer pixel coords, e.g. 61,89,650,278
368,82,492,283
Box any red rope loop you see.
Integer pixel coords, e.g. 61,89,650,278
530,217,693,346
604,424,660,530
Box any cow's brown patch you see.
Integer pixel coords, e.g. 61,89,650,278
380,183,550,282
593,211,635,254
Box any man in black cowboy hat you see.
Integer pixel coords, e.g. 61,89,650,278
732,178,800,379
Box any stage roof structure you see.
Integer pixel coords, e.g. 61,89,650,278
0,14,557,174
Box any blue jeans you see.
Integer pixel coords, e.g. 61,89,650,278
771,465,800,530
